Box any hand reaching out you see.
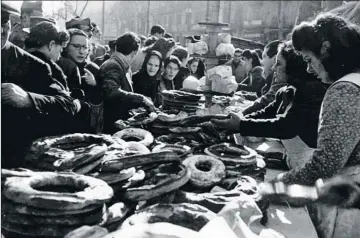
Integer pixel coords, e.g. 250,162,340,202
211,112,241,131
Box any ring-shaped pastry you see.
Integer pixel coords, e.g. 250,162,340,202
183,155,225,188
3,172,113,210
113,128,154,147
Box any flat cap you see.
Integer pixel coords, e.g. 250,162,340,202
1,2,20,16
21,1,43,14
65,17,91,30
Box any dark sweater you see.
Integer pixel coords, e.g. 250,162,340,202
240,79,327,148
174,66,190,90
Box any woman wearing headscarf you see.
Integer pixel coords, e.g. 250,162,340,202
133,50,163,106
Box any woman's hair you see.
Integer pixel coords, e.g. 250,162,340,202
164,55,181,68
241,49,261,68
265,40,283,58
139,50,163,77
278,41,318,84
292,13,360,80
170,45,189,63
25,21,69,49
187,57,206,78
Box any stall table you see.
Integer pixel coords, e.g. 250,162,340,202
247,140,319,238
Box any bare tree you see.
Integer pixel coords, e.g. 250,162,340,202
79,0,89,17
294,1,303,27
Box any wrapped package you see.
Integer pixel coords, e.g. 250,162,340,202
211,75,238,94
218,33,231,44
183,76,200,90
207,65,233,79
216,43,236,57
187,41,209,55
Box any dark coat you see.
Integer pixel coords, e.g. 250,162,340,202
93,53,110,67
241,79,327,148
237,66,266,97
99,52,143,133
57,57,82,92
132,70,160,104
30,51,69,92
57,57,102,104
173,66,190,90
1,42,76,116
1,42,78,167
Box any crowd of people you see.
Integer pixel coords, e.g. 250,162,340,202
1,2,360,237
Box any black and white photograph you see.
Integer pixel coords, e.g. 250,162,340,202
1,1,360,237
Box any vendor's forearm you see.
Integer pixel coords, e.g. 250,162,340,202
240,116,298,139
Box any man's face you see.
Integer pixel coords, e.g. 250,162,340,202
154,32,164,39
233,52,242,63
164,62,179,80
261,47,276,77
1,13,11,48
67,35,89,64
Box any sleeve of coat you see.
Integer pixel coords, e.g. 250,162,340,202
27,63,77,115
239,87,299,139
243,82,287,116
100,64,143,105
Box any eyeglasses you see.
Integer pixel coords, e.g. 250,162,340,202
69,43,89,51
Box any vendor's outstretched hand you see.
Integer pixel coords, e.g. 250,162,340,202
141,96,156,112
211,112,241,131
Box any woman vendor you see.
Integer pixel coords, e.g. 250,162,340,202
212,41,326,169
215,13,360,238
283,13,360,238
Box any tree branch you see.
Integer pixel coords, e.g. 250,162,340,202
80,1,89,17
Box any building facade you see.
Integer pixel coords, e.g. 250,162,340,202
101,1,343,45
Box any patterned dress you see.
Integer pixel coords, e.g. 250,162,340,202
280,73,360,238
281,78,360,186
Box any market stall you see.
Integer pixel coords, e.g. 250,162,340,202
1,84,319,237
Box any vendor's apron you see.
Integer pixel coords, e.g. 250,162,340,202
308,74,360,238
281,136,315,169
